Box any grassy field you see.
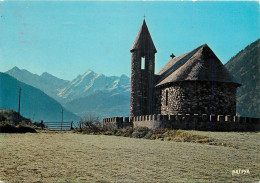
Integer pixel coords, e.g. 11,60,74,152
0,131,259,183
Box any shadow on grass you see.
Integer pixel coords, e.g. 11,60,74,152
0,122,37,133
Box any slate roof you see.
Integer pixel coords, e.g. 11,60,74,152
156,44,241,87
131,20,157,53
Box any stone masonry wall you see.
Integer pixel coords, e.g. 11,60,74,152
103,117,132,129
132,114,260,131
156,81,237,115
130,51,142,118
130,50,155,118
103,114,260,131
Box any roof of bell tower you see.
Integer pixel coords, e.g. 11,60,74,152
131,20,157,53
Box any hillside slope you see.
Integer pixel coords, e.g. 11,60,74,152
225,39,260,118
0,73,79,122
6,67,70,103
64,91,130,119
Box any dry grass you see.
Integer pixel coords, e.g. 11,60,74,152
0,131,259,183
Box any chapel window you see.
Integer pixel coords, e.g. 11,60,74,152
141,57,145,69
166,90,169,106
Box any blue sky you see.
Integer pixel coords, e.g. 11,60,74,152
0,1,259,80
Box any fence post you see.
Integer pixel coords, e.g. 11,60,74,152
40,120,44,130
71,121,74,130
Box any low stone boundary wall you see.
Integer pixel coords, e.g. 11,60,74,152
103,114,260,131
103,117,132,129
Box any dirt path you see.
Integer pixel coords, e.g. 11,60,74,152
0,131,259,182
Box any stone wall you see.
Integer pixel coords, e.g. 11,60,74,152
155,81,237,115
133,115,171,129
103,117,132,129
132,114,260,131
103,115,260,132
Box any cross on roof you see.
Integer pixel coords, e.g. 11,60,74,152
170,53,175,59
144,14,146,19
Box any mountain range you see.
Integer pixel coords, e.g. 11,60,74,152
6,67,130,103
5,67,131,119
0,72,79,122
57,70,130,102
225,39,260,118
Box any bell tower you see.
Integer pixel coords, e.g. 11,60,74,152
130,20,157,118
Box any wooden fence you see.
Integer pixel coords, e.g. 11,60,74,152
42,121,77,130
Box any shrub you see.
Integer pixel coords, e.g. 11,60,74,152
153,128,168,135
132,127,151,138
16,125,37,133
144,130,153,139
78,113,104,134
103,129,116,135
81,124,103,134
0,122,37,133
115,130,123,136
163,130,176,137
0,122,17,133
120,127,133,137
104,131,113,135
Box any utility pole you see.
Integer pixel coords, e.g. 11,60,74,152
18,87,21,119
62,108,63,122
61,108,63,130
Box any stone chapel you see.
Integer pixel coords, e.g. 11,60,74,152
130,20,241,118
